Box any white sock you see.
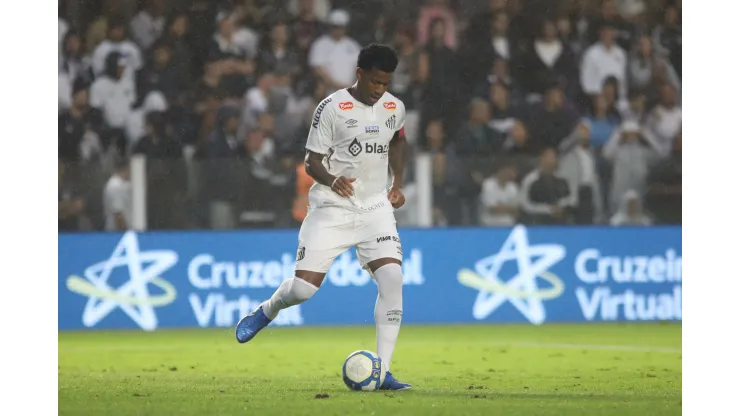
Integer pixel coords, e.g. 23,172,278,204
373,263,403,372
261,277,318,320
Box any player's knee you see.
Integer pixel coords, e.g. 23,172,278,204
295,270,326,288
373,263,404,298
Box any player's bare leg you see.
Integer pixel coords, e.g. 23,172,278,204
235,271,322,343
367,257,411,390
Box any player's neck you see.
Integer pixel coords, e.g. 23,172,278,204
347,86,374,107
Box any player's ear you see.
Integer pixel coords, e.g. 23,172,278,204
356,67,362,82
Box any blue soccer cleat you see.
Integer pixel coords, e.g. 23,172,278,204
235,305,272,344
379,371,412,391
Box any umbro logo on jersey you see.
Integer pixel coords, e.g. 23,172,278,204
349,138,362,157
345,119,358,128
385,115,397,130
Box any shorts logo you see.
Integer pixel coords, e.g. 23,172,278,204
376,235,400,243
383,102,396,110
365,126,380,135
339,101,354,111
385,115,396,130
296,246,305,261
345,119,358,128
349,138,362,157
312,98,332,128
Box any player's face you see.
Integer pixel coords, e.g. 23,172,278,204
357,68,392,104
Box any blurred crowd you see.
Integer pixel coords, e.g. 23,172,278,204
58,0,682,232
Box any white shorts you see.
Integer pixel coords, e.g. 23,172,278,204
295,205,402,274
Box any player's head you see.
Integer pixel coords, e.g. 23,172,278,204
355,43,398,105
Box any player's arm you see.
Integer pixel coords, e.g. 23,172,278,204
388,128,406,188
304,98,355,197
304,151,354,197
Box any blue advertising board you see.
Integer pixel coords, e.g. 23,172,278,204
58,225,681,331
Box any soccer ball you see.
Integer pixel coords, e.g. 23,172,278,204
342,350,386,391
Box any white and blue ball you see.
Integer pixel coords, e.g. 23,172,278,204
342,350,386,391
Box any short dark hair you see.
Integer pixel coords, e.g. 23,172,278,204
357,43,398,73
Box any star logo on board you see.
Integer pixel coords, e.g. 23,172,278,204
457,225,566,324
65,231,178,331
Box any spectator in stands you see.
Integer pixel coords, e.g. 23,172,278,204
59,30,93,85
288,0,331,23
126,91,168,149
520,148,573,225
502,119,536,156
131,107,178,158
487,82,522,136
456,98,504,155
308,9,361,90
580,24,627,101
389,26,420,109
85,0,134,54
418,17,460,127
136,39,185,104
628,34,680,94
525,82,579,151
92,14,143,77
479,163,520,226
652,3,681,78
291,0,325,54
103,159,132,231
257,22,301,78
425,120,463,226
60,79,104,162
602,120,659,213
417,0,458,50
557,122,605,224
600,76,627,119
129,0,166,50
588,0,634,50
585,93,620,149
644,82,681,158
205,105,244,229
488,11,513,62
474,59,523,107
622,89,647,123
90,51,137,153
209,13,257,98
58,159,87,232
520,19,578,99
644,131,681,224
163,11,193,85
609,189,652,226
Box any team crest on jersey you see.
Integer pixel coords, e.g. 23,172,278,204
349,138,362,157
312,98,332,128
365,125,380,135
339,101,354,110
385,115,396,130
383,102,396,110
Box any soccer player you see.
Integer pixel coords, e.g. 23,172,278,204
235,43,411,390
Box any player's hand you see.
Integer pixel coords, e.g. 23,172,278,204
331,176,356,198
388,186,406,209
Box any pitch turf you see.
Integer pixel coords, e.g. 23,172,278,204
58,323,681,415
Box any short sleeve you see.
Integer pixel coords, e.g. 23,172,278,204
396,100,407,131
305,97,336,154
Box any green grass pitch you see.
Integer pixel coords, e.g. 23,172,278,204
58,323,681,415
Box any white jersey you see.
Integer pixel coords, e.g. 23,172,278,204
305,88,406,214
